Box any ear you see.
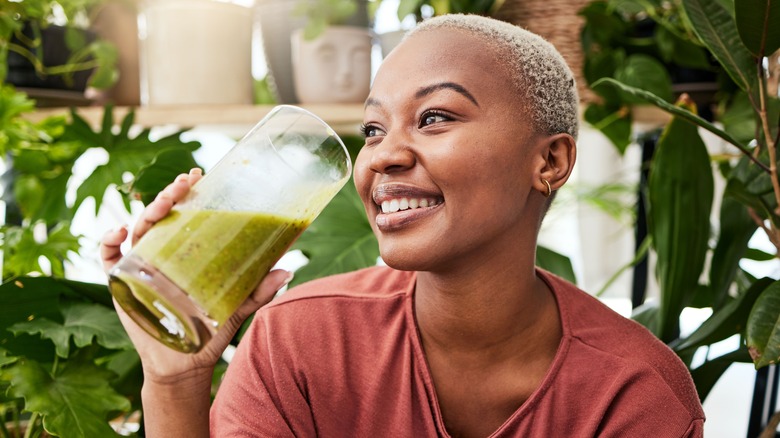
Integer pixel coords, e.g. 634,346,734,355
533,133,576,196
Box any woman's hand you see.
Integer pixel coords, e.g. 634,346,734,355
100,168,292,382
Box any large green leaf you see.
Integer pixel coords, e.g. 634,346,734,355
10,303,132,358
735,0,780,57
675,277,774,352
291,181,379,287
649,97,714,342
535,246,576,284
726,149,779,225
584,103,632,153
1,354,130,438
615,54,674,103
682,0,757,93
748,281,780,368
593,78,755,158
709,196,758,309
1,222,81,279
0,277,113,361
122,148,201,206
690,347,751,402
65,107,200,215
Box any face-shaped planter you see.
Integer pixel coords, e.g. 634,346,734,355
291,26,372,104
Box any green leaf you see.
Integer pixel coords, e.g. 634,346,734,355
535,246,576,284
1,222,81,279
720,91,759,146
744,247,776,261
398,0,423,20
584,104,632,153
676,277,774,352
1,355,130,438
726,149,778,225
709,196,758,308
10,303,132,358
748,280,780,367
682,0,757,93
649,97,714,342
64,107,200,215
122,148,201,205
690,347,751,402
291,181,379,287
0,347,17,367
631,301,660,336
0,277,114,361
593,78,752,154
615,54,674,103
735,0,780,57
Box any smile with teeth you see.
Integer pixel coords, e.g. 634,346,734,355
380,197,442,213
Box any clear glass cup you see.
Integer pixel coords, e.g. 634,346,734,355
108,105,352,353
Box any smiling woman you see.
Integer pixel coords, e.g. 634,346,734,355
101,14,704,438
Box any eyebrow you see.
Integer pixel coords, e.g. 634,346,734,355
415,82,479,107
364,81,480,109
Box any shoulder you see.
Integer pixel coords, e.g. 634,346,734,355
538,270,705,427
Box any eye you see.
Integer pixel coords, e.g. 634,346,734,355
360,123,384,139
419,110,451,128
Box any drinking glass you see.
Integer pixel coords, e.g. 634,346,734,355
108,105,352,353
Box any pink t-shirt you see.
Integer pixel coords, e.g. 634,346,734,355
211,266,704,437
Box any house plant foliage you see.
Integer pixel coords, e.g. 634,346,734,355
583,0,780,402
0,78,202,435
0,0,119,90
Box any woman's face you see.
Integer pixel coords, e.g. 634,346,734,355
354,28,549,273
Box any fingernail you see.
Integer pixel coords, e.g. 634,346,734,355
114,224,128,233
175,174,188,183
282,271,294,286
190,168,203,176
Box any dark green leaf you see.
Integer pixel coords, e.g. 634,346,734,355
676,277,774,352
535,246,576,284
1,355,130,438
744,248,776,261
735,0,780,57
748,280,780,367
725,149,778,225
123,148,201,205
690,347,751,402
682,0,757,92
593,78,752,154
720,91,759,145
398,0,423,19
615,54,674,103
709,196,758,308
649,98,714,342
0,277,113,361
10,303,132,358
631,301,660,336
291,181,379,287
1,222,81,279
584,104,632,153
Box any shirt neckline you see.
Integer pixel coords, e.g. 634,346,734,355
403,268,572,437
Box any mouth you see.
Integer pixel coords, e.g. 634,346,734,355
372,184,444,230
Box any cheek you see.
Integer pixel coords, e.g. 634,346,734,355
353,149,374,208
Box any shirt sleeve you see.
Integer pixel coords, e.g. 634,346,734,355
210,311,316,437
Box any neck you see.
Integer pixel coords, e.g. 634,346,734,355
414,249,559,355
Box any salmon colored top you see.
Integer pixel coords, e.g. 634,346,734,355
211,266,704,437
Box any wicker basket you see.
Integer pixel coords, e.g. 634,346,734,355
492,0,596,102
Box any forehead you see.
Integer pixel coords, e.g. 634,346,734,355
370,29,515,102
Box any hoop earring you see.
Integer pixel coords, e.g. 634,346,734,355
542,179,552,198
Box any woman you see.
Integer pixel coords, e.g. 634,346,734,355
102,14,704,437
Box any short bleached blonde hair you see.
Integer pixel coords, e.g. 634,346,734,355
408,14,579,139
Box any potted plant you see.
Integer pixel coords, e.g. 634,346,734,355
0,0,119,98
583,0,780,432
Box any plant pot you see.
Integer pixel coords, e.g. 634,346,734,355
291,26,372,104
6,24,95,92
378,29,406,59
138,0,253,106
255,0,370,104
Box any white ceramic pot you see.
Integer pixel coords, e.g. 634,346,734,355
291,26,372,104
138,0,253,106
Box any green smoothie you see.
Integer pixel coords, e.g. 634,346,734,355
119,209,308,325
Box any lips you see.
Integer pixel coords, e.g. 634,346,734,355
372,183,444,230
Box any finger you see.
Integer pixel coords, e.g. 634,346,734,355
156,173,193,204
100,225,128,272
131,196,174,245
188,167,203,185
220,270,293,335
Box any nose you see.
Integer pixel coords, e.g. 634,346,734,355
368,130,416,175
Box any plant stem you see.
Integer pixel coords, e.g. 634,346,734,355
21,413,37,438
758,62,780,223
760,409,780,438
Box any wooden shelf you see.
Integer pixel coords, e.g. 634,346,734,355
24,103,367,135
